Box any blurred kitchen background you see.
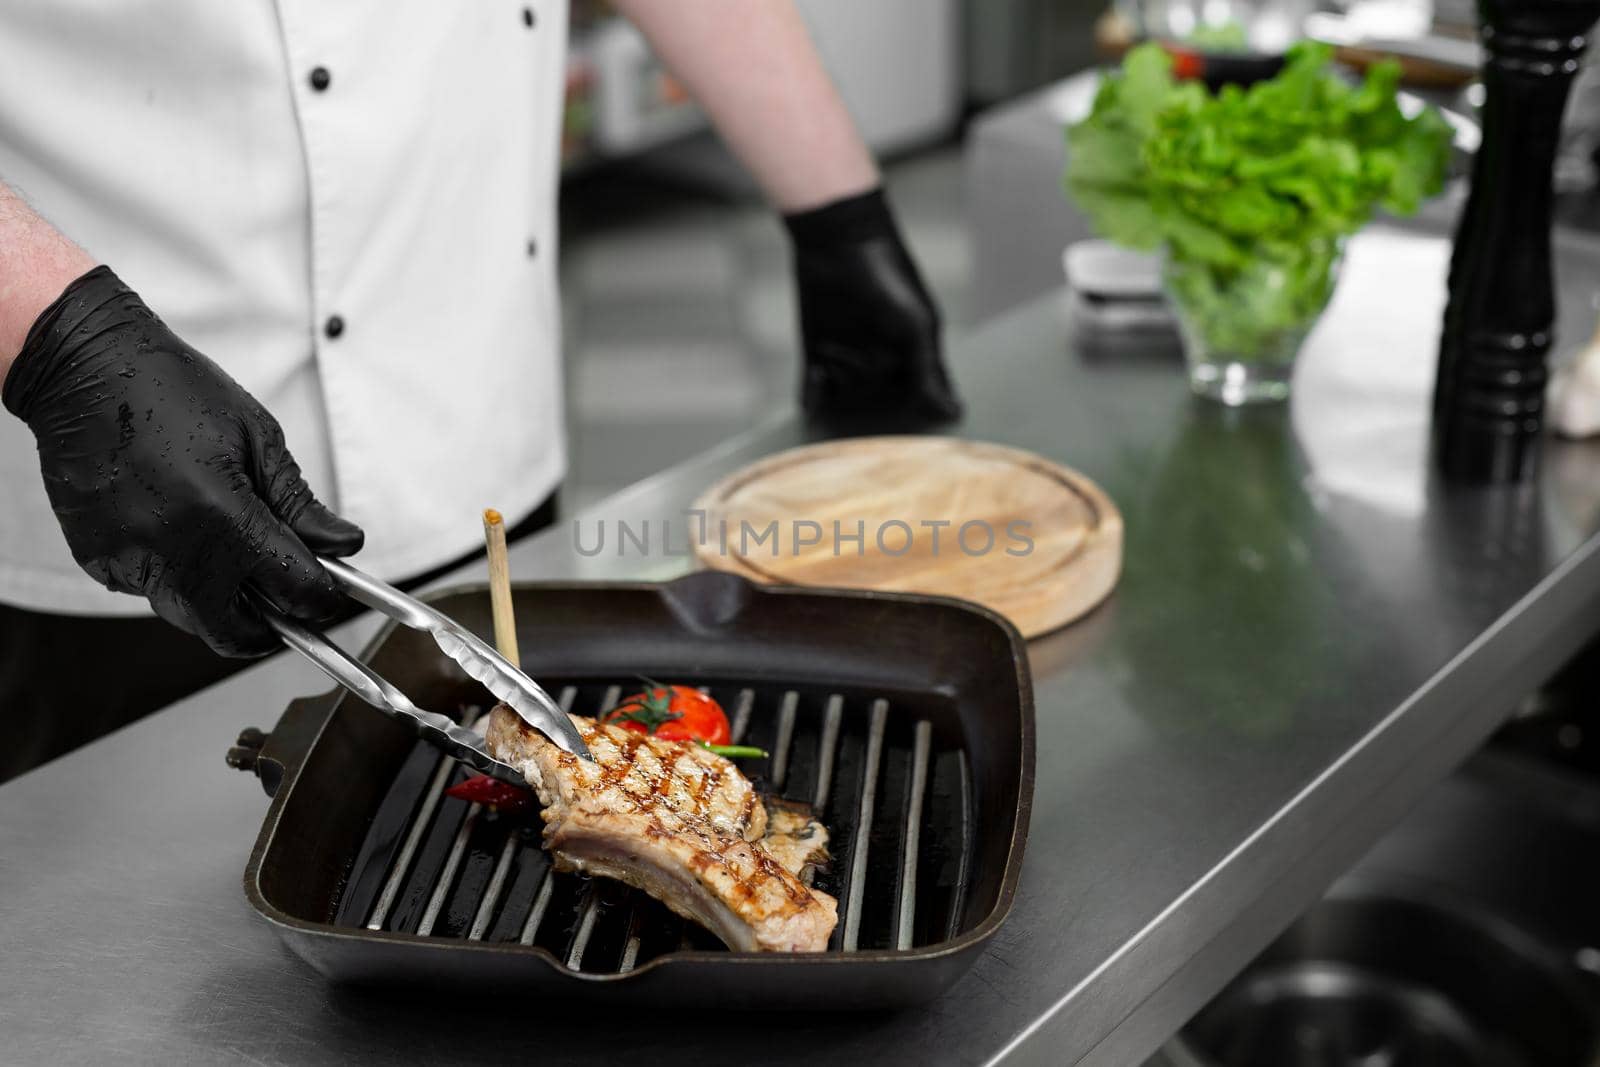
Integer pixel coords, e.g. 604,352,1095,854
553,6,1600,1063
556,0,1502,512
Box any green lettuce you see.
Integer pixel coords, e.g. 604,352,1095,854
1067,42,1451,268
1065,43,1453,356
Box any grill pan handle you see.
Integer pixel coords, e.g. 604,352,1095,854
226,688,342,798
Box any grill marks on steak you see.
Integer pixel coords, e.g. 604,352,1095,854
485,706,838,952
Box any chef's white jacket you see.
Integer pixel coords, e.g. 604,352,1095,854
0,0,568,615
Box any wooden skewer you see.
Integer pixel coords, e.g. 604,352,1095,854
482,509,520,668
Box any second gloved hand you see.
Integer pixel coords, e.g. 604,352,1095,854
2,266,363,656
785,187,962,423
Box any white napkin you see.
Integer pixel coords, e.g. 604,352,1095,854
1548,330,1600,438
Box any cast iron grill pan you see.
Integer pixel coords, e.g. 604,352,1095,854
239,572,1033,1009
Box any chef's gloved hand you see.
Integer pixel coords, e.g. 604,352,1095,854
784,187,962,423
2,266,363,657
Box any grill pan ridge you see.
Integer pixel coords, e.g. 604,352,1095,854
239,571,1034,1009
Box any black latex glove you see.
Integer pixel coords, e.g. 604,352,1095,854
784,187,962,423
2,266,363,656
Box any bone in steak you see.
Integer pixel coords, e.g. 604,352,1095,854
760,800,830,878
486,706,838,952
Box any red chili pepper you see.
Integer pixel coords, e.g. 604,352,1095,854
445,774,534,813
1166,46,1205,82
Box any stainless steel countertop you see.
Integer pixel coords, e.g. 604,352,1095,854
8,229,1600,1066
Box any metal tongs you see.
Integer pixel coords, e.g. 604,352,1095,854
258,557,593,783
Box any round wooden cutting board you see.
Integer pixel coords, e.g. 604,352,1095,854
690,436,1122,638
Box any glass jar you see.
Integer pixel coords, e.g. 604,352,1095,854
1164,239,1342,405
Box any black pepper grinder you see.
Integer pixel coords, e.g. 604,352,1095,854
1434,0,1600,483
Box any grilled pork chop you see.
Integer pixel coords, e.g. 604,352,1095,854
485,706,838,952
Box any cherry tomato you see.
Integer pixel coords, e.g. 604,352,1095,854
602,683,731,746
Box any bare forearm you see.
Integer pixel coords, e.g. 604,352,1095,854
612,0,878,212
0,181,97,382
